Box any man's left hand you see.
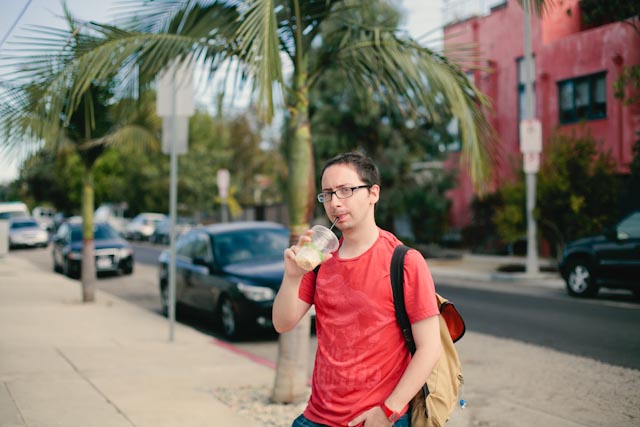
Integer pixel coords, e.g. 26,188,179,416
347,406,392,427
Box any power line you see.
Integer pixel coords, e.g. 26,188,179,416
0,0,34,50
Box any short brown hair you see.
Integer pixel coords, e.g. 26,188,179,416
320,152,380,186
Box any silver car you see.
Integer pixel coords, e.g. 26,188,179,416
9,218,49,249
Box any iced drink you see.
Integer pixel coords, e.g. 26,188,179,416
295,225,339,271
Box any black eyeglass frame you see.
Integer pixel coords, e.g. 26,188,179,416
316,185,372,203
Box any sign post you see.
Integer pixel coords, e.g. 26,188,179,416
521,1,540,276
157,58,194,342
520,118,541,276
217,168,230,223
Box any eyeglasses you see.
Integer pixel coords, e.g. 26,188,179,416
317,185,371,203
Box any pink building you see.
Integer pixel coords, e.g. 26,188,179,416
443,0,640,230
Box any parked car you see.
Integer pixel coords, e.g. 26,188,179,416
151,217,198,245
0,201,30,220
124,213,167,241
52,221,134,279
95,204,130,235
8,217,49,249
158,221,289,338
559,211,640,298
32,206,56,232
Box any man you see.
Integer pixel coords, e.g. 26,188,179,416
273,152,442,427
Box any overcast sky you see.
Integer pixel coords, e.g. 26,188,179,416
0,0,444,184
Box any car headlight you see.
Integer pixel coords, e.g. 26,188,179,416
237,282,275,302
118,248,132,258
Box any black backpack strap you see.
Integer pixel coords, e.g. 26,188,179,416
390,245,430,401
390,245,415,354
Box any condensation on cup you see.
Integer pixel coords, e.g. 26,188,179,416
295,225,339,271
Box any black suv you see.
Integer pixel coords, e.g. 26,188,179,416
559,211,640,298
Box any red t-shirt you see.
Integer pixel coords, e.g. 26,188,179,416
298,229,439,427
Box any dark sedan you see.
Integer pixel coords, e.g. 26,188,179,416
158,221,289,339
559,210,640,298
52,221,134,279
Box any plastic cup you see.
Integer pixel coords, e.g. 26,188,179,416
295,225,339,271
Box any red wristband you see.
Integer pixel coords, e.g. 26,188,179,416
381,402,400,422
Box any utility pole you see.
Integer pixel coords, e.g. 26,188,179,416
521,0,540,276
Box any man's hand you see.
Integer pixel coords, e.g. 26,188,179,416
283,228,332,277
347,406,392,427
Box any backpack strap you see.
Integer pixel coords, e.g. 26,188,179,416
390,245,430,400
390,245,415,354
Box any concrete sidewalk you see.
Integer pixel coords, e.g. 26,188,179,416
1,254,639,427
0,255,275,427
427,253,565,289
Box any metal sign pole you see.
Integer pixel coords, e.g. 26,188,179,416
522,1,539,275
157,58,194,342
217,168,230,223
168,76,178,342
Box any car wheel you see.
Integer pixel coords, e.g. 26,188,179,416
218,296,240,339
160,284,169,317
565,259,598,297
62,258,70,277
122,263,133,275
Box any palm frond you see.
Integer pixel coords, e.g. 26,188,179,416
518,0,555,16
235,0,283,120
326,28,497,189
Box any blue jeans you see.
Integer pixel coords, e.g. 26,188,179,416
292,413,410,427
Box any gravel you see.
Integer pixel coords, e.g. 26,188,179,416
214,385,310,427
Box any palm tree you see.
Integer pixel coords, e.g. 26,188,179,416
0,7,159,302
1,0,527,403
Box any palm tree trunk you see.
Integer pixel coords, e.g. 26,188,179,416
81,166,96,302
272,72,315,404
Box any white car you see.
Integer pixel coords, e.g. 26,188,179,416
124,213,167,241
0,202,30,220
8,218,49,249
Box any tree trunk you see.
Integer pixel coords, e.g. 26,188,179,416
271,70,315,404
271,313,312,403
81,166,96,302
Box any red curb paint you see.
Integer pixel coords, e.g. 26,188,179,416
211,338,312,386
212,338,277,370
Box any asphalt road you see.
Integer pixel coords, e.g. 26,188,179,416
12,243,640,371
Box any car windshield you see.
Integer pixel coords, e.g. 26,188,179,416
0,211,28,219
617,212,640,239
10,220,39,229
70,224,121,242
213,228,288,267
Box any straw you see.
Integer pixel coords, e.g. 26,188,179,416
329,216,339,231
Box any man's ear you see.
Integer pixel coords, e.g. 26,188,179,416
369,184,380,204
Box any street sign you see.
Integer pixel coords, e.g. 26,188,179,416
217,169,230,199
519,119,542,153
161,116,189,155
156,58,195,118
523,151,540,173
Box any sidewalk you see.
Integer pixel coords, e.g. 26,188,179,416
0,255,276,427
1,254,639,427
427,253,565,289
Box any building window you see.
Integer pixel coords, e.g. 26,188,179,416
557,72,607,123
517,57,536,120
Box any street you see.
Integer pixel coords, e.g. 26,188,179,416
13,243,640,371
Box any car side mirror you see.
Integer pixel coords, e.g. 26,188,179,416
193,256,215,272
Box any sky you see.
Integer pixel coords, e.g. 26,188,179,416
0,0,444,184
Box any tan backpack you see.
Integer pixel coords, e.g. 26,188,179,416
390,245,466,427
